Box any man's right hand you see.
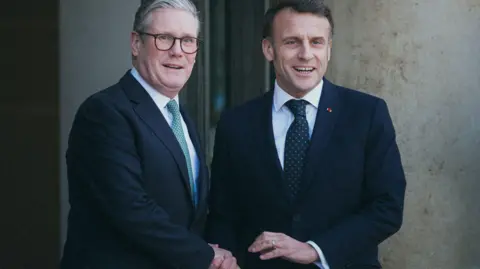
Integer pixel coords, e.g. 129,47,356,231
209,246,239,269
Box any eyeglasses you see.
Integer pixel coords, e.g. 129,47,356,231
137,32,200,54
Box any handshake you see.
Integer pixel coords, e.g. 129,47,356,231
209,244,240,269
208,231,320,269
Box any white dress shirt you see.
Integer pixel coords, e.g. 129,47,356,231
130,68,199,183
272,80,330,269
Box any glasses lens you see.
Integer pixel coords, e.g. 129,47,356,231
155,34,174,50
181,37,198,53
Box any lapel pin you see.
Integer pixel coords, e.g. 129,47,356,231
326,108,333,113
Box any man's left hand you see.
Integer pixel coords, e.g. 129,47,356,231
248,232,319,264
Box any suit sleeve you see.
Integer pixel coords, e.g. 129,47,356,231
310,99,406,268
206,113,240,255
66,97,214,269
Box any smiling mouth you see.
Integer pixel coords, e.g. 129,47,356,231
293,67,315,73
163,64,183,70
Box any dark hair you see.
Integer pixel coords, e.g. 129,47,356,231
262,0,334,39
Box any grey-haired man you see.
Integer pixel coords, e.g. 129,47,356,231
61,1,237,268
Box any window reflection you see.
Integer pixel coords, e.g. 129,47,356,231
209,0,227,126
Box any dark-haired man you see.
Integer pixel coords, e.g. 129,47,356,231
206,1,406,268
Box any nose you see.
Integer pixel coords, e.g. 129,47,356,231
169,39,183,57
298,41,313,60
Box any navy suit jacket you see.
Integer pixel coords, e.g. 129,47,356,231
206,79,406,269
61,71,214,269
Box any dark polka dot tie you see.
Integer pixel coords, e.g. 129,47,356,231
284,99,310,200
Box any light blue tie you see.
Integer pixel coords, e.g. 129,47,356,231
166,100,197,207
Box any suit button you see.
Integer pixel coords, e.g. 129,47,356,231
293,214,301,222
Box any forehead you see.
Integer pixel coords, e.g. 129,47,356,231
272,9,330,38
148,8,198,37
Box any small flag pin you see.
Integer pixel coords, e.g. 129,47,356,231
326,108,333,113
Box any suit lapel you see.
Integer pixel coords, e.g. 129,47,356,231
296,79,340,204
257,91,293,211
119,71,194,205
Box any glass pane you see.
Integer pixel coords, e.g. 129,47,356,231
209,0,226,127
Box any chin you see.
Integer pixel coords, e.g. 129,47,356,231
164,79,187,88
294,82,317,92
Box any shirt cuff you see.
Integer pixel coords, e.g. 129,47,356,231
306,240,330,269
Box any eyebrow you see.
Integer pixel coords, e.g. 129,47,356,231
282,36,326,41
153,31,197,38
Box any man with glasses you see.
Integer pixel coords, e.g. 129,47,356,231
61,1,238,269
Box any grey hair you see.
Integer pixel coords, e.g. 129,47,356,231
133,0,200,34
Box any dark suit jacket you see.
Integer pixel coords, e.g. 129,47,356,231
61,71,214,269
206,79,406,269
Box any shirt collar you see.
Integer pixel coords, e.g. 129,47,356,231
130,67,179,109
273,79,323,112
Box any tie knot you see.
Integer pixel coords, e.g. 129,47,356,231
285,99,308,118
166,99,181,117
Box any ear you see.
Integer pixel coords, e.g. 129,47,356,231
131,31,142,57
262,38,275,62
327,39,332,61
